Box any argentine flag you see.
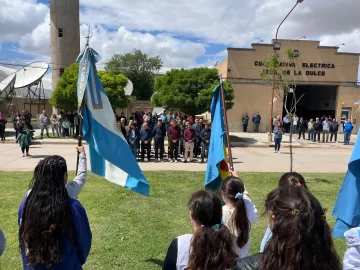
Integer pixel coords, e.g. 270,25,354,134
76,47,150,196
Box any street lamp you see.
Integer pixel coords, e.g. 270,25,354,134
269,0,304,142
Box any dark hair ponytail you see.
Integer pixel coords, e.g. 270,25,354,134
278,172,308,189
187,190,237,270
221,177,250,248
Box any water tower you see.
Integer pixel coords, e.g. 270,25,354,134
50,0,80,91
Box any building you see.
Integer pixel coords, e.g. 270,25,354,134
50,0,80,91
216,39,360,132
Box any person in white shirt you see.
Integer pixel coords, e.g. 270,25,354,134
163,190,237,270
221,171,258,258
39,110,50,139
292,114,299,135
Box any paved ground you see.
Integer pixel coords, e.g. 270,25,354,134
0,142,352,173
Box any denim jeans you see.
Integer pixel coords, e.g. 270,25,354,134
201,142,209,160
52,124,59,137
308,129,313,140
274,137,282,151
40,124,49,137
344,132,351,145
129,143,137,157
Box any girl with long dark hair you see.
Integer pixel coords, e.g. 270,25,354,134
260,172,308,251
221,172,258,258
235,186,341,270
18,155,92,269
163,190,237,270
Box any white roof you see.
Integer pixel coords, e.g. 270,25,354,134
0,65,52,99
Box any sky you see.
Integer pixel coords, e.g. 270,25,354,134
0,0,359,76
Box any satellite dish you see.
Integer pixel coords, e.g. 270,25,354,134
124,79,133,96
0,73,16,100
14,62,49,89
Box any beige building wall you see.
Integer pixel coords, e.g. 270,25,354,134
221,39,359,132
50,0,80,91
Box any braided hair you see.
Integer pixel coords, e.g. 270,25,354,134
19,155,75,267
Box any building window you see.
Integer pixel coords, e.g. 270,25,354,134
60,68,64,77
58,28,63,38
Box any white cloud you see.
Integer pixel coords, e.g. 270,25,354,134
0,0,359,74
0,0,48,44
79,25,206,71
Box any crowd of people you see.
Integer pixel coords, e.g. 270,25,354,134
0,146,354,269
272,114,354,153
115,110,212,163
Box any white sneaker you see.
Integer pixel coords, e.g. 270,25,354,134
174,159,178,163
157,159,160,162
278,151,281,154
170,160,174,163
274,151,277,153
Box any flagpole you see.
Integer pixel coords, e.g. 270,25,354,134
76,25,92,174
76,102,85,174
219,74,234,171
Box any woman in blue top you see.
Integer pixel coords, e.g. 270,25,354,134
18,155,92,270
273,121,283,153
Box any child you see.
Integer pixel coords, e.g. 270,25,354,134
62,117,71,137
18,154,92,269
163,190,237,270
221,171,258,258
260,172,308,252
343,227,360,270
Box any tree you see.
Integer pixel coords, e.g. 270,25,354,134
260,49,303,172
152,67,235,118
105,49,163,101
49,63,131,111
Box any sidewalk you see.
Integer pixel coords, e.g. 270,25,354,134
5,128,356,149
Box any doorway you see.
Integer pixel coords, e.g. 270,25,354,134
283,85,338,121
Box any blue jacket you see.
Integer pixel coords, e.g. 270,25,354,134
18,197,92,270
152,124,166,140
252,114,261,124
195,124,204,138
140,127,152,142
344,122,354,132
127,128,140,145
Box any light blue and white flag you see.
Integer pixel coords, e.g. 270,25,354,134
332,128,360,237
76,47,150,196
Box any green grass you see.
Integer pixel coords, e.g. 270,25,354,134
0,172,346,269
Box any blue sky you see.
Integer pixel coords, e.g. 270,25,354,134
0,0,359,78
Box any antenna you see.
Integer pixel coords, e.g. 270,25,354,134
84,23,93,48
256,39,264,44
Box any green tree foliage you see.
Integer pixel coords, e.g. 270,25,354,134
49,63,131,111
105,49,163,100
152,67,235,117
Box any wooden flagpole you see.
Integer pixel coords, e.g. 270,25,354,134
219,74,234,171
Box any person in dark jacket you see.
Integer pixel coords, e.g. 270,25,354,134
194,119,204,158
168,120,181,163
330,118,339,142
242,113,249,132
297,117,306,140
127,123,140,157
313,118,322,142
140,122,152,161
0,112,7,140
200,124,211,163
179,120,186,155
152,119,166,162
235,186,341,270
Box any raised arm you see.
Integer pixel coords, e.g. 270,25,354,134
66,146,87,199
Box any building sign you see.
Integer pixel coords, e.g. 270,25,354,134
254,61,336,77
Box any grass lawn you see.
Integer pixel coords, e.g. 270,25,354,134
0,171,346,269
